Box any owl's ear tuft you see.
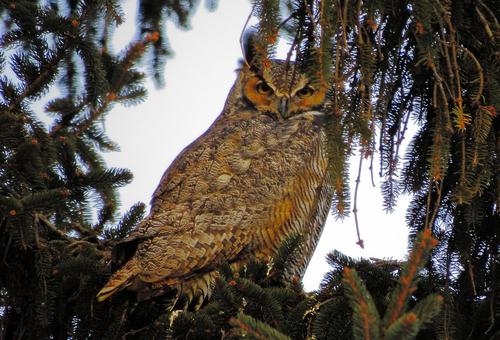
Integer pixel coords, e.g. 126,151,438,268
242,28,260,70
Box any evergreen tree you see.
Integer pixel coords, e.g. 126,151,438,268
252,1,498,338
169,230,443,339
1,0,498,339
0,0,200,338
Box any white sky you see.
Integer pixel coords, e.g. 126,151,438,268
105,0,410,291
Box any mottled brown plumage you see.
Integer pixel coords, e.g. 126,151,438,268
97,45,333,307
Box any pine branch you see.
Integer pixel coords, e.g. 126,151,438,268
409,293,443,327
230,312,291,340
35,212,72,242
269,233,303,281
342,267,381,340
383,229,439,327
74,34,155,135
234,277,284,325
383,313,419,340
6,50,64,111
105,202,146,240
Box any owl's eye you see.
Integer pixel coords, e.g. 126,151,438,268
296,85,315,97
256,81,273,95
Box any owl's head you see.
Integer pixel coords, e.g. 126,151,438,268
224,32,328,120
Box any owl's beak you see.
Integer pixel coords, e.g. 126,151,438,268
278,96,290,119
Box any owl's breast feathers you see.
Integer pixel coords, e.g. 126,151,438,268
97,111,332,303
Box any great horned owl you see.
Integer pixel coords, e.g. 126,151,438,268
97,36,333,306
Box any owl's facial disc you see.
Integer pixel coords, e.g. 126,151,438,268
243,70,327,120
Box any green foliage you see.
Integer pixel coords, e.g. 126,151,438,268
164,232,446,340
342,268,382,340
105,202,146,240
168,233,309,339
0,0,199,338
1,0,498,339
269,232,303,281
248,0,498,338
251,0,281,65
341,230,442,340
137,0,202,84
230,312,291,340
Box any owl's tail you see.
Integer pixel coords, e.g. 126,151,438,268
96,258,140,302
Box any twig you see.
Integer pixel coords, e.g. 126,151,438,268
392,93,413,175
119,300,130,328
444,239,452,340
424,180,443,231
32,213,42,249
428,57,453,133
475,6,495,42
434,5,457,107
2,234,12,266
74,99,112,136
239,3,256,68
443,8,464,116
458,47,484,103
333,30,343,116
286,7,307,95
340,0,349,49
36,213,72,242
65,240,109,258
74,35,154,135
478,1,499,28
72,223,97,238
353,152,364,248
122,326,149,339
395,95,412,146
285,24,300,68
423,181,434,231
369,152,376,187
18,219,27,250
65,240,98,250
467,260,477,296
459,134,466,203
485,249,497,334
278,11,296,30
303,0,319,33
7,54,63,112
286,20,304,95
354,0,364,46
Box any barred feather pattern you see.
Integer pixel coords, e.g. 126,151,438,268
97,59,333,306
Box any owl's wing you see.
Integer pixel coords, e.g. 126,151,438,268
112,125,216,257
109,132,215,269
149,128,214,213
132,119,260,283
134,207,255,283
